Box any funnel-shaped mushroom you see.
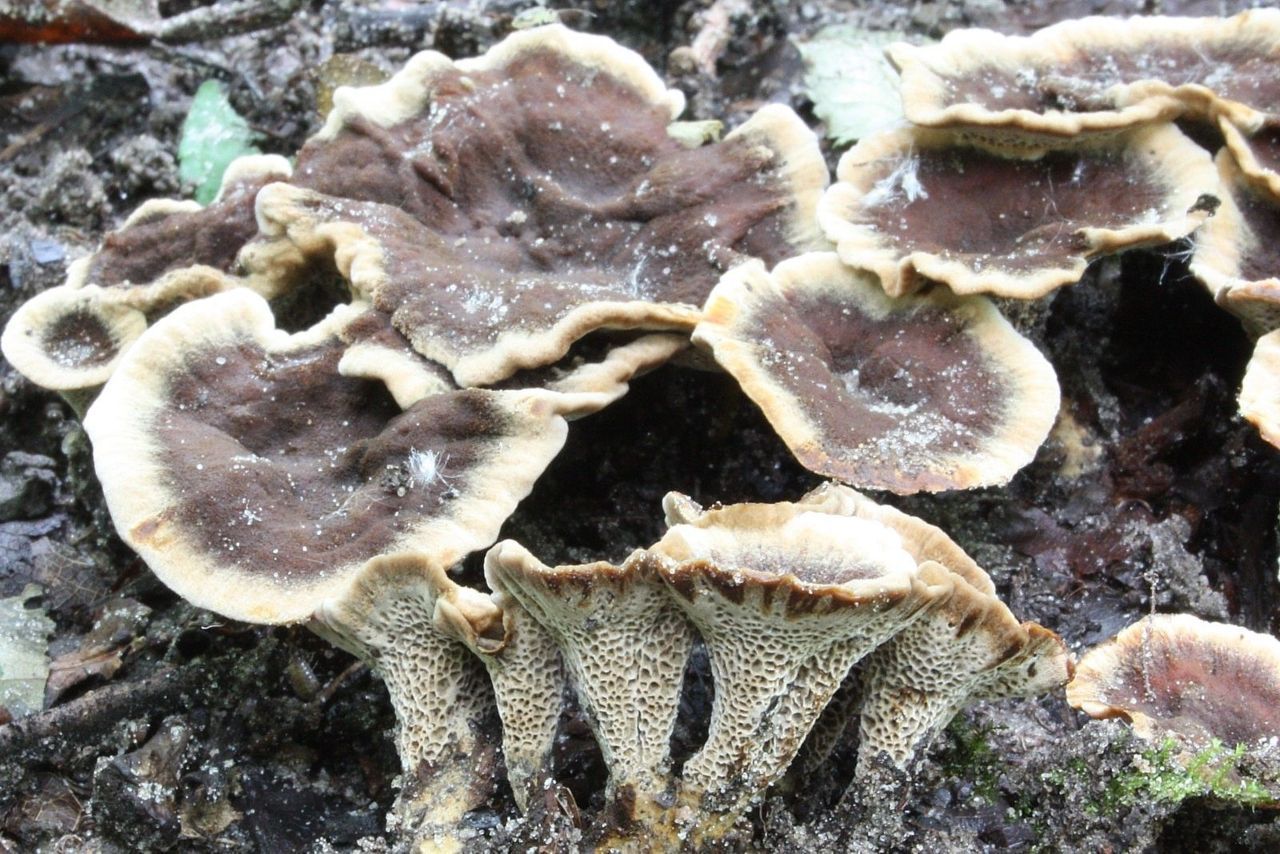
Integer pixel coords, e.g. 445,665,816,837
81,288,592,838
315,553,503,839
715,484,1070,776
435,574,566,814
856,571,1071,774
0,155,291,392
819,124,1218,299
1067,614,1280,754
484,540,695,817
694,253,1060,493
84,289,582,623
889,11,1280,144
648,493,949,831
1190,151,1280,337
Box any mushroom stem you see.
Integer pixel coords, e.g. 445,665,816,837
435,580,567,813
649,497,949,838
314,554,502,847
484,541,694,819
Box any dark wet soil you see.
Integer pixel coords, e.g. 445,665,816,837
2,1,1279,851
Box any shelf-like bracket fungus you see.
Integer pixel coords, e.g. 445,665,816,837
694,252,1060,492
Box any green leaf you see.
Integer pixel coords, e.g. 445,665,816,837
178,79,260,206
796,26,929,146
0,583,53,719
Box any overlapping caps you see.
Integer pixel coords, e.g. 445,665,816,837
485,484,1070,845
820,10,1280,448
1,18,1073,497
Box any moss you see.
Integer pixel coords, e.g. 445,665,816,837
938,717,1002,802
1094,738,1274,815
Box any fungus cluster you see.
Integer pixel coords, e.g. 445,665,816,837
854,10,1280,448
20,8,1280,849
486,485,1068,845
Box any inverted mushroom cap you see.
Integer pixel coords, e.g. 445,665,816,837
889,11,1280,144
694,254,1060,493
649,493,948,820
435,566,566,814
484,539,694,806
819,124,1219,299
315,553,501,827
255,25,827,386
83,288,577,624
1067,614,1280,752
857,566,1071,771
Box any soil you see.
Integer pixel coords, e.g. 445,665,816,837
2,1,1279,852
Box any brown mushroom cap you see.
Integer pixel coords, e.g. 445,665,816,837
251,24,827,386
819,124,1219,299
83,288,579,624
1,285,148,391
1067,614,1280,751
483,540,694,809
649,493,948,821
694,253,1060,493
889,11,1280,144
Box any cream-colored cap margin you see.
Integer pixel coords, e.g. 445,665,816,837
1192,150,1280,337
84,288,575,624
819,124,1219,300
1220,117,1280,201
1240,329,1280,450
1,285,147,390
